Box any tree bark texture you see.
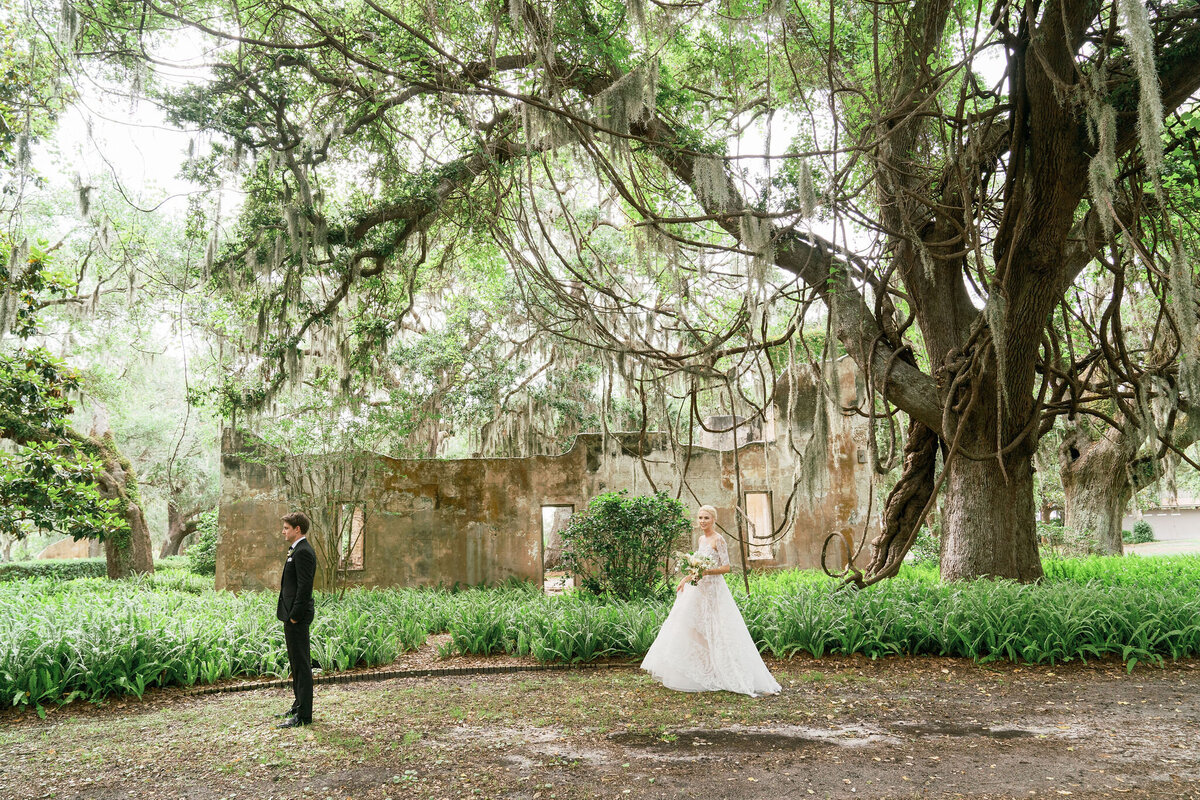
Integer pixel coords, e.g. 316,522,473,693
1059,425,1139,556
105,501,154,579
941,452,1042,581
160,500,202,558
94,434,155,579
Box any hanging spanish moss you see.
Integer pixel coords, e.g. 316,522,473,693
1117,0,1165,185
285,345,301,389
1086,63,1118,234
129,63,143,111
1131,371,1158,456
1170,240,1200,402
8,238,28,283
76,183,92,221
693,155,730,210
508,0,525,37
15,133,30,172
283,205,299,246
313,215,328,255
595,66,653,137
628,0,646,31
739,212,773,287
0,294,10,340
272,232,285,271
641,60,658,115
795,360,832,502
647,223,681,269
798,158,817,218
522,102,575,150
203,233,216,279
59,0,79,48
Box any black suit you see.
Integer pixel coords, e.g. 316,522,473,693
277,537,316,722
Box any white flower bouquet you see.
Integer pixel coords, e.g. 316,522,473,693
675,550,717,585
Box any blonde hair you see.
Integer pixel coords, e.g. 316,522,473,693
697,505,718,520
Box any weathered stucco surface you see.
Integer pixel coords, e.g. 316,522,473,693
36,536,101,560
217,359,877,592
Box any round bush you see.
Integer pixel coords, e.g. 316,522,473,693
559,490,691,600
186,510,220,576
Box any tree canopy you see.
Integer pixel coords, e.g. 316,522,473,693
9,0,1200,581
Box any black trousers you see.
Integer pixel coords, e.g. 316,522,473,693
284,619,313,721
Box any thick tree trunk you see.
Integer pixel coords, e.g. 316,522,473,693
159,500,201,557
93,432,155,579
105,501,154,578
1059,428,1133,556
1062,471,1129,556
941,452,1043,581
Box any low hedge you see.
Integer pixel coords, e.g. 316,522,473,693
0,556,194,582
0,558,108,582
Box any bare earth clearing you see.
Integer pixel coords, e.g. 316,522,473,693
1,654,1197,800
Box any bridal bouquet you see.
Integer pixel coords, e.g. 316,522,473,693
674,550,717,585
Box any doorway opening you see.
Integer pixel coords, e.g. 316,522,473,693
541,505,574,593
745,492,774,561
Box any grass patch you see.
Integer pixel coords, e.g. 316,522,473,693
2,555,1199,713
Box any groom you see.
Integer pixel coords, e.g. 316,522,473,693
276,512,316,728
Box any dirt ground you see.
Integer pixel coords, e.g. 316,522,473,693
1,655,1197,800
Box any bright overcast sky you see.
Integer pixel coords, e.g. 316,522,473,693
31,24,229,221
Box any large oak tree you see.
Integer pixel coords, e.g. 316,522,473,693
69,0,1200,581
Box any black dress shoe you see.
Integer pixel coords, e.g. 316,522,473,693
277,717,311,729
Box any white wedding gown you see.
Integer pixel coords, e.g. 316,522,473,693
641,535,781,697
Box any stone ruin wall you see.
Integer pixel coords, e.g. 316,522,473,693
216,358,878,592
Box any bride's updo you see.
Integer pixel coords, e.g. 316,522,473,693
697,505,718,521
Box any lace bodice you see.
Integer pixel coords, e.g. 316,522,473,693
697,535,729,568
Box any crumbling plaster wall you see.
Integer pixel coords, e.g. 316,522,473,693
217,359,878,592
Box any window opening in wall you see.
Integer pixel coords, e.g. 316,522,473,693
338,504,365,571
745,492,774,560
542,505,574,593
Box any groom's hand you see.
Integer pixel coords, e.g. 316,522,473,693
290,618,296,623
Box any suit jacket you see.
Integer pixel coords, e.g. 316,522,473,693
277,537,316,624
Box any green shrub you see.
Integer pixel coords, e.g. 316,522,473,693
186,510,219,576
1131,520,1154,544
559,490,691,600
908,526,940,566
1121,529,1134,543
0,557,107,582
1037,520,1067,552
1038,520,1100,557
156,555,188,570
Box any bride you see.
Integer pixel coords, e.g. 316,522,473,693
641,505,781,697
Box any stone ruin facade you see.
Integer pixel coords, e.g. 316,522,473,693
216,357,878,592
